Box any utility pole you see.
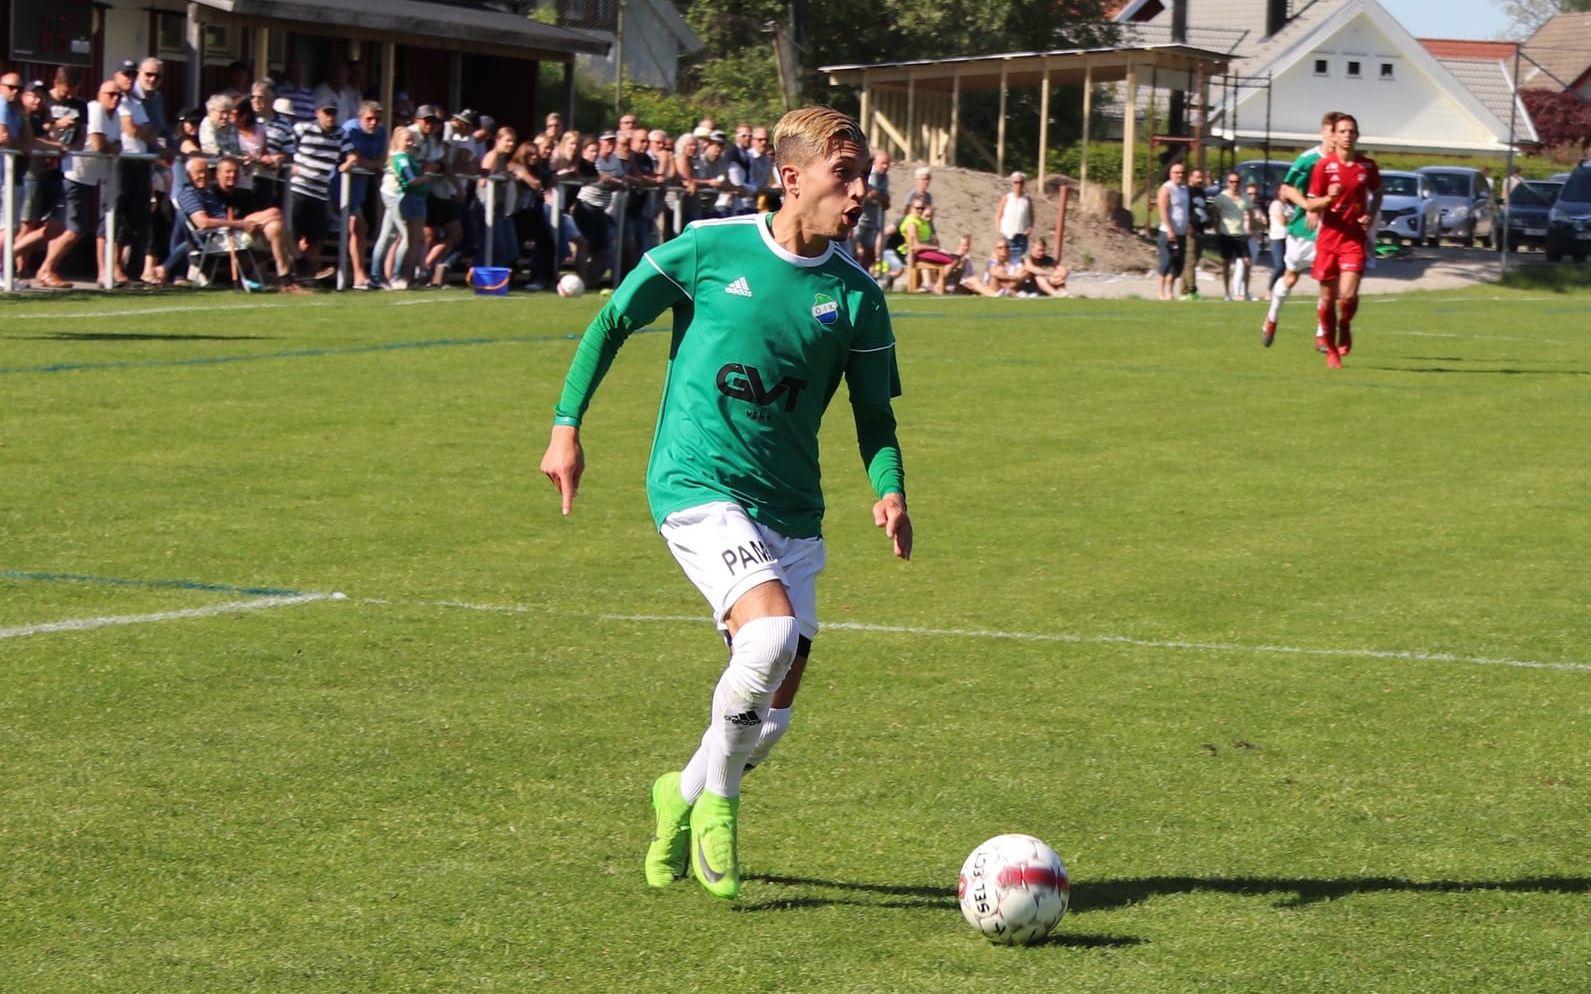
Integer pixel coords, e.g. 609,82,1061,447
614,0,625,115
1501,42,1521,276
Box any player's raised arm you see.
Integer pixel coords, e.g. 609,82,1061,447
540,229,698,515
846,292,911,559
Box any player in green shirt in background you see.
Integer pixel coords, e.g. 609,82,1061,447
1262,110,1340,348
539,106,912,900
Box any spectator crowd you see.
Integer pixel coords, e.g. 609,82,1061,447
3,58,1073,298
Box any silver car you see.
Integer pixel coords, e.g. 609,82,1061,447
1377,171,1440,244
1416,166,1495,246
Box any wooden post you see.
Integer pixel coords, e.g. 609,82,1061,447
1193,61,1207,173
1145,60,1158,233
1081,57,1093,202
252,27,270,83
997,61,1008,177
1122,59,1138,208
1037,61,1050,189
859,82,872,149
905,72,915,162
380,42,396,133
949,69,960,168
184,2,203,109
1054,184,1070,263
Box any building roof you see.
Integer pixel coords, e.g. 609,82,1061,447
1437,57,1538,143
1521,11,1591,90
1419,39,1520,60
820,44,1233,92
192,0,611,59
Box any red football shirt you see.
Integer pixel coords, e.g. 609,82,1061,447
1308,152,1381,252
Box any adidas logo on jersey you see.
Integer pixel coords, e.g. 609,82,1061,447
724,276,753,297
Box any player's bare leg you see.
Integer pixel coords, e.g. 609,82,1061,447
1336,270,1362,356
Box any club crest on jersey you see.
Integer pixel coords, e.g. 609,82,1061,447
811,292,839,326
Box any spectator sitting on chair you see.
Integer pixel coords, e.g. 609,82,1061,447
1021,236,1070,297
963,238,1027,298
900,198,958,293
182,158,305,291
208,156,304,292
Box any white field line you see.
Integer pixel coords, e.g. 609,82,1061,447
343,597,1589,674
1385,329,1575,345
594,613,1588,673
0,593,332,640
2,301,332,321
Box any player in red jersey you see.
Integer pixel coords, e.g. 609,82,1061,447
1305,115,1382,368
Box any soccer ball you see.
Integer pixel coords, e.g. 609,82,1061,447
557,273,586,298
958,834,1070,945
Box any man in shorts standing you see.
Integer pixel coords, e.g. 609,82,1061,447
1262,111,1338,348
1155,162,1189,300
854,149,889,272
540,106,911,902
1305,114,1380,369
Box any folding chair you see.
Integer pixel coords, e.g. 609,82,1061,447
180,211,263,290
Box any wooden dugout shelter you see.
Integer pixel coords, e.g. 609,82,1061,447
821,44,1231,208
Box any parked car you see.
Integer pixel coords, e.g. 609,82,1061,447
1545,165,1591,262
1376,170,1440,244
1417,166,1495,246
1497,180,1562,252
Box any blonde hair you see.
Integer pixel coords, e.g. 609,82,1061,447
773,106,867,169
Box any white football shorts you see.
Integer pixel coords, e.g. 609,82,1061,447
1283,234,1317,272
659,501,825,640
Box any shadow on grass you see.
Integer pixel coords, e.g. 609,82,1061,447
1077,874,1590,911
1497,262,1591,292
20,331,274,342
1366,365,1589,376
736,873,1588,917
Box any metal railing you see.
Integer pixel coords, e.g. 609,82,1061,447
4,145,776,294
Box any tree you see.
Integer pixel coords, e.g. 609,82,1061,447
1502,0,1591,36
1521,88,1591,149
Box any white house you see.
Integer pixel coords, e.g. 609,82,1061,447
559,0,703,91
1113,0,1536,153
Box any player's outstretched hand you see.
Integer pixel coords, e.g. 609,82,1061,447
539,425,585,516
873,492,913,561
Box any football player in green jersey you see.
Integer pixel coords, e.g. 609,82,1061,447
540,107,912,900
1263,110,1340,348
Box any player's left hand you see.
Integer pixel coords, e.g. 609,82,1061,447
873,492,912,561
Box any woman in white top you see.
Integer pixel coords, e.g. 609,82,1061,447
1266,193,1289,296
994,171,1034,260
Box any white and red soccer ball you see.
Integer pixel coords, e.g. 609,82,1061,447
958,833,1070,945
556,273,586,298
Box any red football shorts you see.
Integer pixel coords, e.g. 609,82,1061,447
1312,239,1366,282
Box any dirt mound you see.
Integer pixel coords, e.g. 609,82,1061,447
906,163,1152,273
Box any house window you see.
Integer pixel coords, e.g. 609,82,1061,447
1314,58,1329,76
1347,60,1362,78
1380,62,1395,79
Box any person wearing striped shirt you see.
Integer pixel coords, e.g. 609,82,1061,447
289,99,355,277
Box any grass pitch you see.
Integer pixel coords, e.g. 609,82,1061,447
2,283,1587,993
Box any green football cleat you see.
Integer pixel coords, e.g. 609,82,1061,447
645,771,693,888
689,790,741,900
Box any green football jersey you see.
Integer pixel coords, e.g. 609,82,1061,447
553,213,904,539
1283,147,1325,241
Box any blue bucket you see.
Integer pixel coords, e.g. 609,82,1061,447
469,267,511,296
